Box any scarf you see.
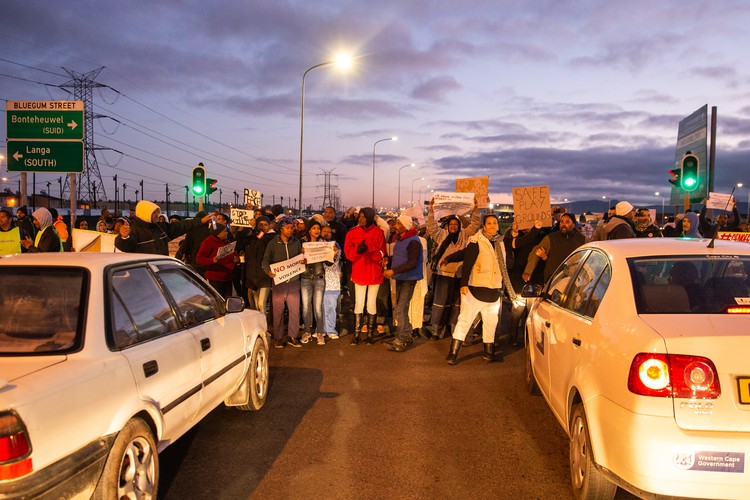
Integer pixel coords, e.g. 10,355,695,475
487,232,517,303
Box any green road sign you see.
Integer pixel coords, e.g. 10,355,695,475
5,101,85,173
6,140,85,173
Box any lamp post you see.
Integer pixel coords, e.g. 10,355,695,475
372,136,397,208
397,163,415,211
410,177,424,206
298,55,352,216
602,195,610,211
418,185,431,206
655,191,664,223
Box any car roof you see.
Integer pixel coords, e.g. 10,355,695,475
584,237,750,258
0,252,179,272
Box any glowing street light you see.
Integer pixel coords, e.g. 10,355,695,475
418,184,431,206
655,191,665,222
298,54,353,215
372,136,397,208
410,176,424,206
397,163,415,210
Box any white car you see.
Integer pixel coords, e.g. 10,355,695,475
0,253,269,499
523,238,750,499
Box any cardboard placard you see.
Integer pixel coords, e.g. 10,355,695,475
512,185,552,230
270,253,306,284
456,176,489,208
231,207,254,228
302,241,335,264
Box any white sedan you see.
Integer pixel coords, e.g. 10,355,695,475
523,238,750,499
0,253,269,498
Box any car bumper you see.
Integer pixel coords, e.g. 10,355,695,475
0,435,114,500
587,396,749,499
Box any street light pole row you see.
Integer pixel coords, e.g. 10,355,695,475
372,136,396,208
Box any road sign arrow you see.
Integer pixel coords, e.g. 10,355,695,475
67,120,78,130
13,151,23,161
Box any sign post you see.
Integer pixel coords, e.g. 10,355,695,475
5,101,85,173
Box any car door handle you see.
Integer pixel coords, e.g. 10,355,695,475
143,360,159,378
200,338,211,351
572,338,582,347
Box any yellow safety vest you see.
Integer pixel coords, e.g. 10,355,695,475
0,227,22,255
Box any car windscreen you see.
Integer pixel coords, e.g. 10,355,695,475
630,255,750,314
0,267,87,355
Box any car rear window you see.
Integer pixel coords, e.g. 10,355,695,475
630,255,750,314
0,267,87,354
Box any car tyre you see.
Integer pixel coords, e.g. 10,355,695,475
94,417,158,500
525,331,541,395
569,404,616,500
237,337,269,411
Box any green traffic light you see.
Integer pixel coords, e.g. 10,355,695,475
193,186,204,195
683,178,696,188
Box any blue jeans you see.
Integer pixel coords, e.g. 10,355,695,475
301,276,325,333
394,280,417,342
323,290,340,335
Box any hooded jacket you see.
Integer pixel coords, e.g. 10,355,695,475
27,208,62,253
196,234,235,282
115,200,206,255
427,207,481,277
344,208,386,286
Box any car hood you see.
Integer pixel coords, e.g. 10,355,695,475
0,356,67,389
640,314,750,432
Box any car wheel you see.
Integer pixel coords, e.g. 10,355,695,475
569,404,616,500
237,337,269,411
94,417,158,500
525,331,541,395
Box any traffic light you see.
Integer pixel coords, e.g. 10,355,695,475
206,178,218,195
668,168,681,187
680,153,699,192
192,163,206,196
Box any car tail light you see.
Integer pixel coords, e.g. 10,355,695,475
726,306,750,314
628,353,721,399
0,411,33,480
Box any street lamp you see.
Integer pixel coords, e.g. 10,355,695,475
655,191,665,223
418,185,431,206
372,136,397,208
410,177,425,206
298,54,352,216
602,195,610,211
397,162,415,210
737,183,748,222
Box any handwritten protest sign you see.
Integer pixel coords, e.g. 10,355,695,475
216,240,237,260
270,253,306,284
456,176,489,208
512,185,552,230
243,188,262,208
303,241,335,264
231,207,254,227
401,204,425,227
706,192,735,211
72,228,119,252
717,231,750,243
432,191,474,220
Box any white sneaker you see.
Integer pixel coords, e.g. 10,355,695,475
328,333,340,340
316,333,325,345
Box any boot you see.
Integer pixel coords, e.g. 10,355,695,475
483,343,494,362
350,313,363,345
430,324,446,341
365,314,376,345
446,339,462,365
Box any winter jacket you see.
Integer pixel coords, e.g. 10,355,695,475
261,234,303,284
115,201,206,255
524,230,585,282
390,230,423,281
196,235,235,282
601,216,636,240
345,223,386,286
426,207,481,277
245,230,275,290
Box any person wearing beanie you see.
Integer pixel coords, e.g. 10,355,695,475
426,196,481,340
344,207,386,345
196,223,237,299
16,205,36,241
383,215,424,352
593,201,636,240
115,199,211,255
21,207,62,253
262,215,304,348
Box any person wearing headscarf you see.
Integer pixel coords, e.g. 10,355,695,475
445,214,514,365
21,207,62,253
633,208,663,238
196,223,237,299
115,200,210,255
344,207,386,345
680,211,702,238
426,196,481,340
262,216,304,348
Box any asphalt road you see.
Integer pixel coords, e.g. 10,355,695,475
159,333,637,499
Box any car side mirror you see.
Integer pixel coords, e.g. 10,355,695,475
521,283,543,297
226,296,245,313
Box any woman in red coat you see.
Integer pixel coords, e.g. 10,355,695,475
344,207,386,344
196,223,237,299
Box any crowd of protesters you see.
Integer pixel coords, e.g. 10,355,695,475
2,194,746,363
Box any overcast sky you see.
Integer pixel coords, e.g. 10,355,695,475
2,0,750,212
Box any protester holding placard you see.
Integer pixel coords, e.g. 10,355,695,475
426,196,480,340
262,216,304,348
245,216,275,315
344,207,387,345
300,220,334,345
700,195,741,238
196,223,237,299
321,225,343,340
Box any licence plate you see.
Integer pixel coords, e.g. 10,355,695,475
738,377,750,404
